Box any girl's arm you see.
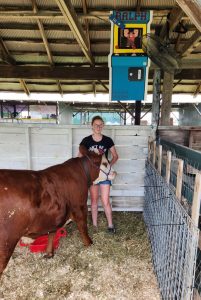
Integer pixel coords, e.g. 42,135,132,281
109,146,119,166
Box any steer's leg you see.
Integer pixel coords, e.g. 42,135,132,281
73,205,92,246
0,238,18,277
44,232,55,258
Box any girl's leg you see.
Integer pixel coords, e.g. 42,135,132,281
90,184,99,227
100,184,113,228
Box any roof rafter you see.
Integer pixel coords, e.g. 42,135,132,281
0,66,200,80
193,81,201,98
0,38,15,64
136,0,141,12
19,79,30,96
0,22,196,32
160,5,184,40
31,0,64,97
0,38,30,95
82,0,91,52
31,0,54,65
180,29,201,56
97,80,109,92
176,0,201,32
92,81,96,97
0,8,177,19
55,0,94,66
57,80,64,97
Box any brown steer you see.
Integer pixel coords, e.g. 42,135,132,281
0,147,114,276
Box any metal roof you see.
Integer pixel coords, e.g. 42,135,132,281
0,0,200,97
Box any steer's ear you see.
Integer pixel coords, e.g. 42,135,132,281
79,145,88,156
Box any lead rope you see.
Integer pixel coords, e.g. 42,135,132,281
82,156,92,187
85,154,111,179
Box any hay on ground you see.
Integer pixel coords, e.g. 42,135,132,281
0,212,160,300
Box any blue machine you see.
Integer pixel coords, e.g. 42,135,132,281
111,55,148,101
109,11,152,101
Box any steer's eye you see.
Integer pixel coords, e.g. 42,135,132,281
102,162,107,167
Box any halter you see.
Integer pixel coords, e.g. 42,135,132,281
81,155,111,187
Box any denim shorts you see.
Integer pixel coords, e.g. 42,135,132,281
95,180,111,186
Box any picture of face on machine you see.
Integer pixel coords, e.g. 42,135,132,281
119,28,142,49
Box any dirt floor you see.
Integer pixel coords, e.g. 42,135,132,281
0,212,160,300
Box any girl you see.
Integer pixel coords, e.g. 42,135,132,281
79,116,118,233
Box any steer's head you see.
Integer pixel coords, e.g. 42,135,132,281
93,154,117,184
79,146,117,185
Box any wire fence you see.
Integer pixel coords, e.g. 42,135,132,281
145,139,201,299
144,160,199,299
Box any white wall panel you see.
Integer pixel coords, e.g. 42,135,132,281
0,124,155,211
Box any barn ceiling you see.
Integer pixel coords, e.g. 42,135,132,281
0,0,200,97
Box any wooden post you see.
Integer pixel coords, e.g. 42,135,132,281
160,72,174,125
153,141,156,167
56,102,59,124
166,151,172,184
124,111,126,125
191,173,201,227
0,103,3,118
158,145,162,175
135,101,141,125
69,128,73,158
176,159,184,201
191,174,201,300
25,127,31,170
148,141,151,160
152,69,161,127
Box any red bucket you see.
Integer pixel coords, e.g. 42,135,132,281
19,228,67,253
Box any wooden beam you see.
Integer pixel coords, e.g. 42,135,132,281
117,102,135,119
160,72,174,125
31,0,54,65
32,0,65,96
0,38,31,96
175,20,185,52
92,81,96,97
0,9,173,20
171,68,201,79
157,145,162,175
1,36,198,45
0,38,16,64
160,6,184,40
166,151,172,184
1,37,110,45
31,1,66,98
82,0,91,52
55,0,94,66
0,66,201,80
152,69,161,127
19,79,30,96
0,22,196,32
176,159,184,201
97,80,109,92
135,101,141,125
176,0,201,32
57,80,63,97
180,29,201,56
193,81,201,98
136,0,141,12
192,173,201,227
0,65,108,80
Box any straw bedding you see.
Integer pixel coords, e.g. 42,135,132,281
0,212,160,300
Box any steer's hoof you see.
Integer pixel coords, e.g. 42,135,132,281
85,238,93,246
43,253,54,259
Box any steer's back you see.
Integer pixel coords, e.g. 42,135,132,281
0,158,88,234
0,169,41,207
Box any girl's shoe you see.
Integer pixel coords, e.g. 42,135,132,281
107,226,116,234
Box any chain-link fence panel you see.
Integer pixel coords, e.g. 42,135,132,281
144,160,199,300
